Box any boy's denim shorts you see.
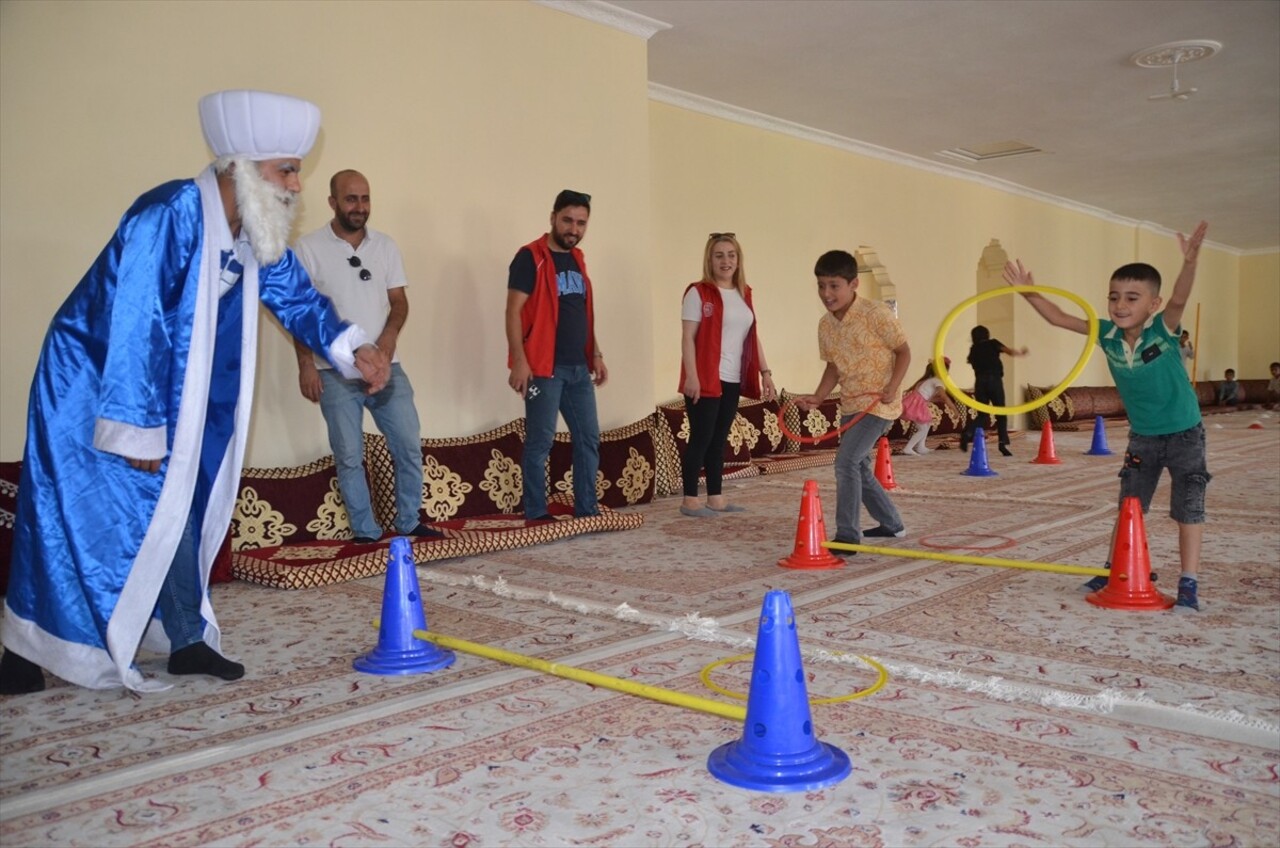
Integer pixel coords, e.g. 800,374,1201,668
1118,423,1211,524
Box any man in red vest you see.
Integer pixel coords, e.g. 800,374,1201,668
505,190,607,521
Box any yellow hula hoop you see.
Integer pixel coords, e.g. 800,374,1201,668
699,653,890,705
934,285,1098,417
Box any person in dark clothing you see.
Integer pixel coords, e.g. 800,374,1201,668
959,325,1027,456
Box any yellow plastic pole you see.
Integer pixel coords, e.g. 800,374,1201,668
822,542,1109,577
405,626,747,722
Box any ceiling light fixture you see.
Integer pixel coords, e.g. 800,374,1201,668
1131,40,1221,102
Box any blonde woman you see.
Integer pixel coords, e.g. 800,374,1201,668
677,233,776,517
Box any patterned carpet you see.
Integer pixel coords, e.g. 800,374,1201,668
2,414,1277,847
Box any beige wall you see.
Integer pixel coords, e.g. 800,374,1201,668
0,0,652,466
1238,252,1280,380
0,0,1260,467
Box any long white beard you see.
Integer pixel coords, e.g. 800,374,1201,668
232,160,299,265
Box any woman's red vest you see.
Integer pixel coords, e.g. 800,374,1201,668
677,281,761,399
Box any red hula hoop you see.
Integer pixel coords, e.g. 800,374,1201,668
776,394,881,445
918,533,1019,552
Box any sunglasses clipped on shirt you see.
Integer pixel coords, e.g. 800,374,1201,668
347,255,373,281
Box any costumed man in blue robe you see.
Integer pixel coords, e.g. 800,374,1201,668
0,90,391,694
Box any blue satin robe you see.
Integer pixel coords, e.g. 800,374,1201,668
4,177,352,690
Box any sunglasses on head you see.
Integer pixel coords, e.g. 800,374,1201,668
709,232,736,240
347,255,372,281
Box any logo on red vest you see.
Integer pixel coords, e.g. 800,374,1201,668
702,302,714,318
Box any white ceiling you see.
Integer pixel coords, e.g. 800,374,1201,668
598,0,1280,253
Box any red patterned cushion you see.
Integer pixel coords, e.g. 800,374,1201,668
232,507,644,589
365,421,526,523
549,417,658,509
0,461,19,595
1025,384,1076,428
232,455,362,549
735,398,785,458
778,391,844,452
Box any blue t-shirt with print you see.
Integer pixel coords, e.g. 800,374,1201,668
508,248,588,367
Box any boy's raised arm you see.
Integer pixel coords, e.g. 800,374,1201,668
1003,260,1089,335
1163,220,1208,332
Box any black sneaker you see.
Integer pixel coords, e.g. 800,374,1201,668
406,523,445,539
863,526,906,538
352,535,381,545
827,537,858,556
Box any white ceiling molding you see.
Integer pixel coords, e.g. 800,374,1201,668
650,83,1239,257
533,0,671,39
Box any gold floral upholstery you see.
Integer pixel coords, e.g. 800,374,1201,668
365,420,526,524
232,455,364,550
549,416,659,508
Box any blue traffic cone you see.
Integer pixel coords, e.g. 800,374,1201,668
961,426,999,477
354,537,456,675
707,590,852,793
1086,415,1113,456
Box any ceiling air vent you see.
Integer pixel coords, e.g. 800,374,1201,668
936,141,1044,164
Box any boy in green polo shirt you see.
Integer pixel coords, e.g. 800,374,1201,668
1003,221,1209,610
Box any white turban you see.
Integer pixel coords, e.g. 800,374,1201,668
198,90,321,161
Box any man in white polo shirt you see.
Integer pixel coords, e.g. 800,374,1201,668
294,170,440,544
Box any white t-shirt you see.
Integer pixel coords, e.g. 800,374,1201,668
295,224,408,369
913,376,943,400
682,285,755,382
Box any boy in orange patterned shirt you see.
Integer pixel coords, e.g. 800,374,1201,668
796,250,912,553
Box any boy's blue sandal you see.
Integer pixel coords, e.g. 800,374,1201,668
1176,576,1200,610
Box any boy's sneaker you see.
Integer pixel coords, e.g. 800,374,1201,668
828,537,858,556
1084,562,1111,592
1176,576,1200,610
863,526,906,538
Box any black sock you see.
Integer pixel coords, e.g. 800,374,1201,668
0,650,46,695
168,642,245,681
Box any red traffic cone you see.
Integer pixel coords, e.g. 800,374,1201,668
1031,421,1063,465
778,480,845,570
874,437,898,490
1087,496,1173,611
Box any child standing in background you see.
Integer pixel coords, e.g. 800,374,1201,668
901,359,950,455
959,326,1028,456
1005,220,1209,610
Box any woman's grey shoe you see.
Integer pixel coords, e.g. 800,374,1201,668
680,505,719,518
